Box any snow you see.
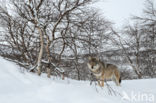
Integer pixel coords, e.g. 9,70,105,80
0,57,156,103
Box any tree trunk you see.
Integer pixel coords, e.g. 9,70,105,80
126,55,142,79
45,35,51,78
47,67,51,78
36,27,44,76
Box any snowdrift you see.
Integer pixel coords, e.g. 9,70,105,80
0,57,155,103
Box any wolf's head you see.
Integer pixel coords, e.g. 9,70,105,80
87,57,100,71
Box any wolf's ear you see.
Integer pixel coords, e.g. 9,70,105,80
88,56,91,60
96,57,100,61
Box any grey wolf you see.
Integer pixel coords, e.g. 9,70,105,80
87,57,121,87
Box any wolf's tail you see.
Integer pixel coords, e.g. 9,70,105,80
119,76,121,84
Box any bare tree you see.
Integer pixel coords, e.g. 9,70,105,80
111,26,143,79
132,0,156,77
0,0,113,79
109,0,156,78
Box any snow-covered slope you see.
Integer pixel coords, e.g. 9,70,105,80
0,57,155,103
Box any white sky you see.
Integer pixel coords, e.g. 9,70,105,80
92,0,146,28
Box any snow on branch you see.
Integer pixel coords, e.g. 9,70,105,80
41,60,64,73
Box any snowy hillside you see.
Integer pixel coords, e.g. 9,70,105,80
0,57,155,103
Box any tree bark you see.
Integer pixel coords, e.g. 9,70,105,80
36,27,44,76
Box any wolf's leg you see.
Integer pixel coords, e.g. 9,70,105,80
114,70,120,86
114,76,120,86
112,76,118,85
101,80,104,87
101,75,105,87
116,79,120,86
98,80,101,86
